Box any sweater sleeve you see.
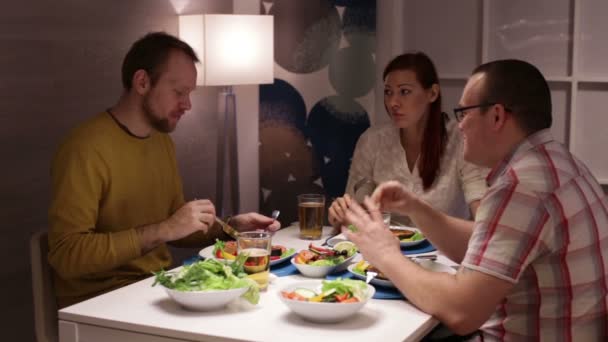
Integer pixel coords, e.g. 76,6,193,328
168,137,186,213
169,221,232,248
48,138,141,280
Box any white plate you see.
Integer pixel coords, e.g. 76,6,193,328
327,227,427,248
347,264,395,288
269,247,297,266
347,259,456,288
198,245,227,262
390,225,427,248
198,244,296,266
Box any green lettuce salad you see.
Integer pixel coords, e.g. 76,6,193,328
321,278,369,301
152,254,260,304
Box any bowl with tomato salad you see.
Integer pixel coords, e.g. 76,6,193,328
278,279,375,323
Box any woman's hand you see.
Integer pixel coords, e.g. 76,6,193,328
328,194,354,228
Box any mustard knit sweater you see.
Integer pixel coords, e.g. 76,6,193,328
48,112,225,307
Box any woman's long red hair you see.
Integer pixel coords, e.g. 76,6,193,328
383,52,447,190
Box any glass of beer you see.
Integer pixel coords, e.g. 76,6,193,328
298,194,325,240
237,231,272,290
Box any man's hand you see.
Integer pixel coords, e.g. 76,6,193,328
328,194,354,228
371,181,419,216
342,197,402,267
137,199,216,254
230,212,281,232
162,199,216,241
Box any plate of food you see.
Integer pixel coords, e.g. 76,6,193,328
291,242,358,278
198,240,296,266
348,258,456,288
348,262,395,288
390,226,426,247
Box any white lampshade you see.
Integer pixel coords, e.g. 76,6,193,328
178,14,274,86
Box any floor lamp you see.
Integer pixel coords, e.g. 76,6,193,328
179,14,274,217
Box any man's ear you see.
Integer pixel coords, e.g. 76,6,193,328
132,69,150,95
491,104,509,131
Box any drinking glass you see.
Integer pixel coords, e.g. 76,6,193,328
237,231,272,290
297,194,325,240
381,211,391,226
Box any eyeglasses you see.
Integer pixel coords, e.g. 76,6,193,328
452,103,497,122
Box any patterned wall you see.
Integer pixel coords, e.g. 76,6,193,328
259,0,376,226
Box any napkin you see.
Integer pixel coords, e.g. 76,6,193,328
270,261,299,277
183,255,202,266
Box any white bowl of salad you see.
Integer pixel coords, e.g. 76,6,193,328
278,279,375,323
153,257,260,311
291,242,358,278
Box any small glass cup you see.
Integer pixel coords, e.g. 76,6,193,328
297,194,325,240
361,210,390,227
237,231,272,291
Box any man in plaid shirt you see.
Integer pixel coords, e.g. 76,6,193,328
343,59,608,341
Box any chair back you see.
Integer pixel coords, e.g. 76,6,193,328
30,231,58,342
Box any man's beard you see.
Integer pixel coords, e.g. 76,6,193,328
142,95,174,133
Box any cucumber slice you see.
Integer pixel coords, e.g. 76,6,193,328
293,288,317,299
321,288,336,297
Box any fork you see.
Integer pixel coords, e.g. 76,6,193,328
321,231,341,246
271,210,280,221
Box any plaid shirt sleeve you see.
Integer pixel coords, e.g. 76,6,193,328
462,172,552,283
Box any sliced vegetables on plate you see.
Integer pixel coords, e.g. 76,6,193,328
293,243,358,266
281,278,368,303
208,240,295,266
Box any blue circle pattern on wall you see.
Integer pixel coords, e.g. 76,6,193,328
328,46,375,98
307,96,369,198
260,1,376,226
259,79,323,226
270,0,341,74
342,2,376,52
330,0,369,7
259,79,307,133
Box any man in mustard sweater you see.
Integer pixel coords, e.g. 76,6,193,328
48,32,280,308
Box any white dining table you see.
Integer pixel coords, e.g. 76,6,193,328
58,225,446,342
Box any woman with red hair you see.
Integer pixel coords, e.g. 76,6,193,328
329,52,487,228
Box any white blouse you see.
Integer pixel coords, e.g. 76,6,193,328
345,120,489,225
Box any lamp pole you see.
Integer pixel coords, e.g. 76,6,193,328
215,86,239,217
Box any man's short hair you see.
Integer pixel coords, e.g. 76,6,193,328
121,32,199,90
473,59,552,135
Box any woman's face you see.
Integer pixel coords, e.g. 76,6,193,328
384,69,437,129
